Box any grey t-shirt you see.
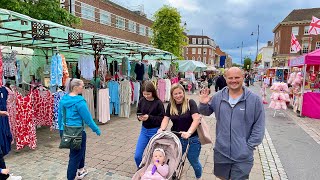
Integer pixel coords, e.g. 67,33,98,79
228,94,243,108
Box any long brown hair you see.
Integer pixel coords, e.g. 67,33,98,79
170,83,189,115
141,80,159,100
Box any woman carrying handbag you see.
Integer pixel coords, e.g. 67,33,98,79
58,78,101,180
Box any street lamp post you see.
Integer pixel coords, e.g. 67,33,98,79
251,25,260,62
237,41,243,64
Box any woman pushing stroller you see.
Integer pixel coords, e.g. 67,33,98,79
158,83,203,180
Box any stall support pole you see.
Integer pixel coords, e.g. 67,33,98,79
94,49,98,121
300,64,307,117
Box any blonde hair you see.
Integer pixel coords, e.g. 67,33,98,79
169,83,189,116
65,78,83,93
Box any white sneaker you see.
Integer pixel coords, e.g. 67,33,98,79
8,175,22,180
76,169,88,179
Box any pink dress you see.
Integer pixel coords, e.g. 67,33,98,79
141,164,169,180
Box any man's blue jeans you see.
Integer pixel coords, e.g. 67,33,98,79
134,126,158,167
60,131,86,180
180,135,202,178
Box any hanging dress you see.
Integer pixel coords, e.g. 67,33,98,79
15,92,37,150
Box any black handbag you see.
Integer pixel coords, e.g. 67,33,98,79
59,108,84,150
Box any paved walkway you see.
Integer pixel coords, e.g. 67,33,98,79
4,92,265,180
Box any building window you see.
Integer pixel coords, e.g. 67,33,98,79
192,38,196,44
197,56,201,61
116,16,125,30
209,49,212,56
128,20,136,33
203,48,207,54
302,41,309,54
316,41,320,50
192,56,195,60
139,25,146,36
81,3,95,21
148,28,153,37
198,48,201,54
304,26,310,35
203,57,207,64
292,27,299,36
203,38,207,45
198,38,202,45
185,47,188,54
100,10,111,25
192,48,196,54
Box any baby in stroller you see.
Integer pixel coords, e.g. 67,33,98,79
132,131,184,180
141,148,169,180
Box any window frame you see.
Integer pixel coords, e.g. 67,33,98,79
192,48,196,54
81,2,95,21
100,10,111,25
292,27,299,36
128,20,136,33
304,26,310,35
116,16,125,30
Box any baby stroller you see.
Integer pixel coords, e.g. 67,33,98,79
132,131,190,180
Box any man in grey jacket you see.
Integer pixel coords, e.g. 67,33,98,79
198,67,265,180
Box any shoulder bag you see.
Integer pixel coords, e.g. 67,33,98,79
59,107,84,150
197,115,213,145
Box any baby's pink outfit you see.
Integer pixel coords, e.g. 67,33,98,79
141,164,169,180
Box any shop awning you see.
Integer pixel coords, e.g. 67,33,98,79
289,49,320,66
0,8,176,61
176,60,207,72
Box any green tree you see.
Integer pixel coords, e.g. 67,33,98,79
243,57,252,70
151,5,187,59
0,0,80,27
232,63,241,67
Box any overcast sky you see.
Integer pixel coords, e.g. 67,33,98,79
112,0,320,64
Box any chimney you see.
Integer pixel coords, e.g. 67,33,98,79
267,41,273,47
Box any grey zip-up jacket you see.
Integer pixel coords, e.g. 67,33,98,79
199,87,265,162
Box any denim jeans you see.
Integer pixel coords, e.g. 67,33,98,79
60,131,86,180
180,135,202,178
134,126,159,167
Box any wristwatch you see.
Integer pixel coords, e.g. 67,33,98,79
187,131,192,135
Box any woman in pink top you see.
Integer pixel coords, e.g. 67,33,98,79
141,148,169,180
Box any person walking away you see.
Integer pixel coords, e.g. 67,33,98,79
245,73,250,87
198,67,265,180
58,78,101,180
250,73,255,86
0,111,22,180
159,84,202,180
215,74,227,92
134,81,165,168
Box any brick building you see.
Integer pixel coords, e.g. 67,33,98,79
272,8,320,67
62,0,153,44
183,35,216,65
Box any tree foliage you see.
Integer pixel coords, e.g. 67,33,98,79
243,57,252,70
151,5,187,59
0,0,80,27
232,63,241,67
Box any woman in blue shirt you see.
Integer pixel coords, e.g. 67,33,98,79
58,78,101,180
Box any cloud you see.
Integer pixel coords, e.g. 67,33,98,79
109,0,320,64
165,0,200,12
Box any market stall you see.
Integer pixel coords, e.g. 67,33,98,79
0,8,177,150
288,49,320,119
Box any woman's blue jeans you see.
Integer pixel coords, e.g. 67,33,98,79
60,130,86,180
180,135,202,178
134,126,158,167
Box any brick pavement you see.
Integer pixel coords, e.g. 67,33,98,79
264,84,320,145
4,92,265,180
